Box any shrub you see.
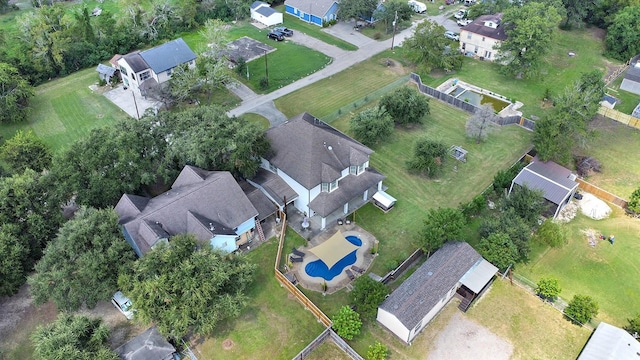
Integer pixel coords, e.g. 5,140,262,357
373,32,382,40
367,341,389,360
235,57,247,77
332,306,362,340
350,276,389,321
493,162,525,193
534,220,567,247
575,156,602,176
98,78,107,87
564,294,598,325
624,313,640,336
628,187,640,214
460,194,486,217
259,77,269,90
535,277,561,302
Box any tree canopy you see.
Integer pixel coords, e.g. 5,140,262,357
379,86,430,126
465,104,498,143
119,234,257,339
419,207,465,256
496,2,562,78
478,232,519,271
373,0,413,34
349,107,394,146
337,0,379,25
0,224,29,296
31,314,118,360
404,20,464,73
0,62,34,123
605,5,640,61
406,137,448,178
628,187,640,214
349,276,390,321
0,130,51,173
564,294,599,324
29,207,135,311
332,306,362,340
502,185,546,226
535,276,561,301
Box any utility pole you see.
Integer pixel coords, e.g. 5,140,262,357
390,10,398,50
264,49,269,87
132,90,140,120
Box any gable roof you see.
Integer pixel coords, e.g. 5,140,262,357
462,13,508,41
621,55,640,95
251,1,268,9
264,113,373,189
578,322,640,360
139,38,196,74
116,166,258,256
121,52,148,73
96,63,116,76
249,168,298,207
284,0,337,17
239,180,278,221
512,160,578,205
115,326,176,360
256,5,278,17
308,168,385,217
379,242,482,330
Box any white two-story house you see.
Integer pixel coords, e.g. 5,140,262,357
257,112,387,229
459,13,507,61
117,38,196,94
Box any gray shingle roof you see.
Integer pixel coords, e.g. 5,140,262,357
115,326,176,360
96,63,116,76
379,242,481,330
256,6,277,16
139,38,196,74
121,52,148,73
251,0,268,9
512,161,578,205
284,0,337,17
309,168,385,217
239,180,278,221
463,13,508,41
116,166,258,256
249,168,298,207
578,322,640,360
265,113,373,189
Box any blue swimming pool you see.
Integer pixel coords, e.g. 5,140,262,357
305,236,362,281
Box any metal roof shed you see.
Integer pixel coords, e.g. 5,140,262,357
372,191,397,212
577,322,640,360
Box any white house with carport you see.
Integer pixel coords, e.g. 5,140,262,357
284,0,338,26
258,112,390,229
115,165,275,256
117,38,196,94
577,321,640,360
377,242,498,344
250,1,283,26
509,159,579,219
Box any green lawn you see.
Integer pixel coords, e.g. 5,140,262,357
517,208,640,326
605,76,640,115
414,27,617,119
0,67,130,151
195,238,325,360
275,52,411,118
583,118,640,199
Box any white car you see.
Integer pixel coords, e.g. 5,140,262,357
457,19,472,26
454,10,467,19
111,291,134,319
444,31,460,41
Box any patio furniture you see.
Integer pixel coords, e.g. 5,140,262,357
292,248,305,257
337,218,343,225
346,269,356,280
290,255,303,263
284,272,298,285
351,265,365,274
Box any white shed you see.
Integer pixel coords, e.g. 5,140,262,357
250,1,283,27
372,191,397,212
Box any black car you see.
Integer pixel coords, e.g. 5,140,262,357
273,27,293,37
267,31,284,41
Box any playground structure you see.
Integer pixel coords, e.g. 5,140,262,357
449,145,468,162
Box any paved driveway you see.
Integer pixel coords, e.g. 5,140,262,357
321,21,376,48
103,85,161,119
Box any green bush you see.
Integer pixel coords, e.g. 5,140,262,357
535,277,561,302
534,220,567,247
564,294,598,325
332,306,362,340
367,341,389,360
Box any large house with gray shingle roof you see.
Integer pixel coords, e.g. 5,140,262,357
115,165,272,256
284,0,338,26
459,13,507,61
377,242,497,344
509,159,579,219
259,113,387,229
117,38,196,93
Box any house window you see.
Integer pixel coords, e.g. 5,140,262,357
350,163,366,175
132,73,136,81
467,33,472,39
474,46,478,54
140,71,151,81
119,66,128,76
167,68,173,76
358,163,365,173
321,180,338,192
482,36,485,42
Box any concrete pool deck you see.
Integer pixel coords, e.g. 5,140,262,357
288,224,378,294
436,79,524,117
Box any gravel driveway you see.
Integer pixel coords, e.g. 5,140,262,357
428,312,513,360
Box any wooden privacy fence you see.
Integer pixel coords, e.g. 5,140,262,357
381,248,423,284
291,328,364,360
409,73,536,131
576,178,628,208
273,214,332,328
598,106,640,130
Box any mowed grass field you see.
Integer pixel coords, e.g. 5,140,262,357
416,27,617,119
517,207,640,326
0,67,130,150
195,238,325,360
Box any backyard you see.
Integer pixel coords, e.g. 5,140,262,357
517,207,640,327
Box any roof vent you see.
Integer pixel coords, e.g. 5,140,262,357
427,271,433,276
209,222,215,231
327,146,333,151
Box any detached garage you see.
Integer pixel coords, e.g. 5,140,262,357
251,1,283,27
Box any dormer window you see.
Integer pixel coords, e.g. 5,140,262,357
321,179,338,192
349,163,366,175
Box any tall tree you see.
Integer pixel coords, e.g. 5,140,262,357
560,0,591,28
404,20,464,73
0,62,35,123
502,185,546,226
373,0,413,34
28,207,135,311
495,2,562,78
479,232,519,271
564,294,599,324
406,137,448,178
337,0,379,26
349,276,390,321
332,306,362,340
480,208,532,261
0,224,29,296
419,208,466,256
349,106,394,146
379,86,430,126
604,5,640,61
465,103,498,143
119,234,257,338
31,314,118,360
0,130,51,173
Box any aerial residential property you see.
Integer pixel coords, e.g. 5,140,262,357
459,13,507,60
